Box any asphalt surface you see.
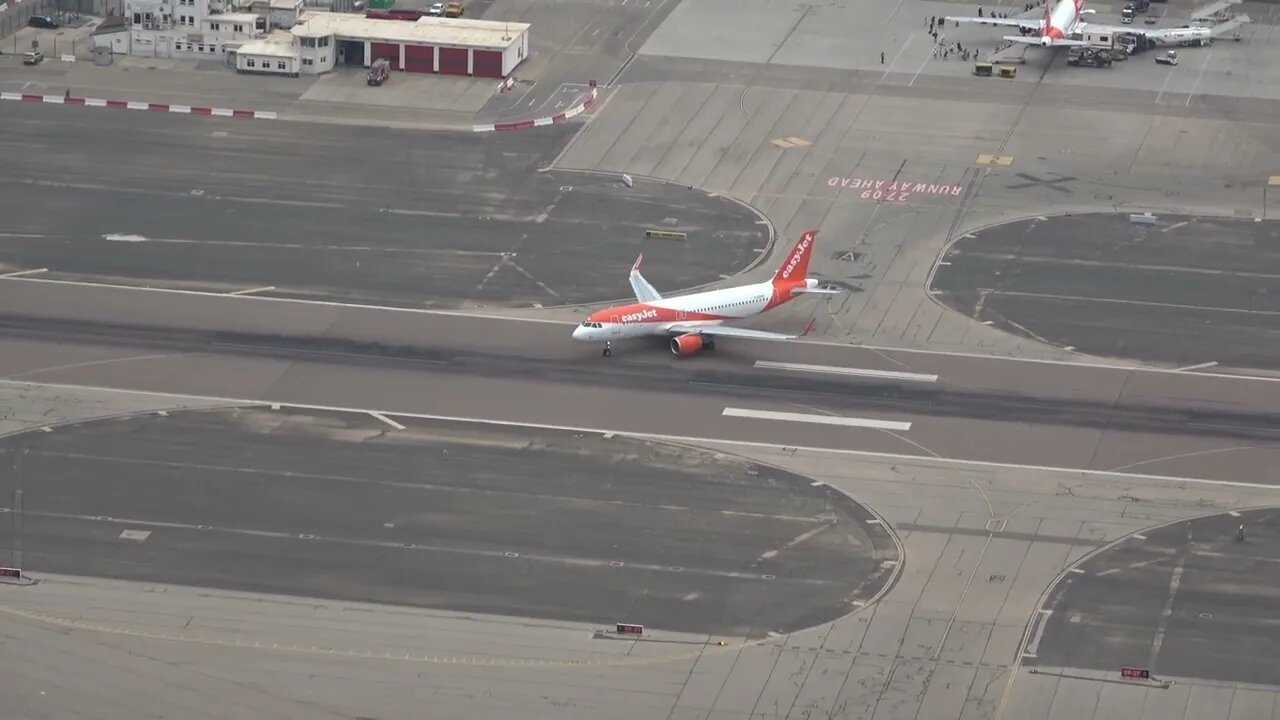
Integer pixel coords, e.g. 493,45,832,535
0,281,1277,485
0,407,896,638
1025,508,1280,685
0,105,768,308
930,214,1280,370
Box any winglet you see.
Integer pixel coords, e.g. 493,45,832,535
632,253,644,272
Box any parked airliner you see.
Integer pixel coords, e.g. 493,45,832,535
946,0,1212,47
571,229,839,357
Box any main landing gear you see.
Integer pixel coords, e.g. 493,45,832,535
603,341,612,357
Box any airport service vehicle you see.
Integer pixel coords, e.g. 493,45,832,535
445,1,463,17
1067,46,1113,65
572,230,840,357
22,50,44,65
1155,49,1179,64
945,0,1213,49
367,57,390,85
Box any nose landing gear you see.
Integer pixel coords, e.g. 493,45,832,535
603,341,612,357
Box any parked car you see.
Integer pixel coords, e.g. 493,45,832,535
28,15,59,29
23,49,44,65
426,2,445,15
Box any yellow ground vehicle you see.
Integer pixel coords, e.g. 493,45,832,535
445,1,463,16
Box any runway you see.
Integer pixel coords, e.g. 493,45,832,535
0,407,895,637
930,214,1280,369
1,280,1276,486
0,105,768,308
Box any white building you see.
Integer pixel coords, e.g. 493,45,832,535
236,30,301,74
100,0,304,58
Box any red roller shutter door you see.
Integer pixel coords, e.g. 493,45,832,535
403,44,434,73
371,42,401,70
472,49,503,78
438,46,468,75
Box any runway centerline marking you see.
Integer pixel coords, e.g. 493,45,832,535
722,407,912,432
755,360,938,383
2,378,1276,491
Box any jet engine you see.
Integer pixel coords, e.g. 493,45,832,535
670,333,706,356
1040,36,1053,47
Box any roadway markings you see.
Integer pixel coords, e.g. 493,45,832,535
722,408,912,432
368,411,406,431
227,286,276,296
976,154,1014,166
1177,361,1218,372
770,137,812,149
754,360,938,383
118,529,151,541
0,268,48,277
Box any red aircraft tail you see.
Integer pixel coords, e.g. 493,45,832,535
771,230,817,286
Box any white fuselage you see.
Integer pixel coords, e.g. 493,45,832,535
572,278,819,342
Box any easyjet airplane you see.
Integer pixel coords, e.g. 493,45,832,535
572,229,839,357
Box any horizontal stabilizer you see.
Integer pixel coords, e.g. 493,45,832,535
791,287,843,296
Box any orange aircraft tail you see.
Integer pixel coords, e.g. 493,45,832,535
771,230,817,286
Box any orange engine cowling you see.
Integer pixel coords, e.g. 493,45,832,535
670,333,705,356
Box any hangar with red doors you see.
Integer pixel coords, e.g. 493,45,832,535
290,11,530,78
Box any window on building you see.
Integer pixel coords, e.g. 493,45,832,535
301,37,315,47
277,60,286,69
234,23,243,31
198,43,205,51
302,58,312,65
319,36,329,47
210,22,219,30
247,58,255,66
133,12,141,23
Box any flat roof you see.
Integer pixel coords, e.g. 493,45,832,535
292,11,529,49
211,12,261,22
237,29,298,56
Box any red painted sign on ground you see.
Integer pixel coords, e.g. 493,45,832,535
828,177,964,203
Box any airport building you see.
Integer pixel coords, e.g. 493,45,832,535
95,0,530,80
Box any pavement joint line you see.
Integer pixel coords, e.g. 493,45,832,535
3,274,1277,384
1,378,1276,492
0,600,740,669
0,92,277,120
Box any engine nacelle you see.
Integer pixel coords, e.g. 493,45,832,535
670,333,705,356
1040,36,1053,47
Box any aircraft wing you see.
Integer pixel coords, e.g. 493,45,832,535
628,254,663,303
667,324,799,341
790,287,843,295
946,15,1042,30
1002,34,1090,45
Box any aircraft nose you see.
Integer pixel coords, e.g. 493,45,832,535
572,325,586,341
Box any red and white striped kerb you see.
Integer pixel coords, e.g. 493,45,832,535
0,92,277,119
473,87,597,133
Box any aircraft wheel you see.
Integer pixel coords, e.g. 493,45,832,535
603,347,612,357
704,339,716,351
